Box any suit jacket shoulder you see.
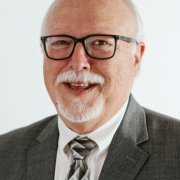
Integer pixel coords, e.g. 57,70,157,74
0,114,58,179
136,108,180,179
144,107,180,123
0,114,57,149
144,107,180,144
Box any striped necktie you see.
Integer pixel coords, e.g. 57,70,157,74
66,136,97,180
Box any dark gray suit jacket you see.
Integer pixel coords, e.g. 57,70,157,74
1,95,180,180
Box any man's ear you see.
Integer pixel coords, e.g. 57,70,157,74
40,42,44,53
133,42,145,77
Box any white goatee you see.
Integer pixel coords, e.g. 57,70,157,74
55,70,105,123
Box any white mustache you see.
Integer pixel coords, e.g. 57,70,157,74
55,70,105,86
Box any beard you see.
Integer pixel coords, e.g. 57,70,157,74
55,70,105,123
56,93,104,123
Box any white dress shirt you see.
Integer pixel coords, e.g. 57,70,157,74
54,99,129,180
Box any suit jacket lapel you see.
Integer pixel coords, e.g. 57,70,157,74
26,115,59,180
99,95,149,180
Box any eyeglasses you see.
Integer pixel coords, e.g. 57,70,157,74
41,34,137,60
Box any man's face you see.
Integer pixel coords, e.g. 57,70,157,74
42,0,144,132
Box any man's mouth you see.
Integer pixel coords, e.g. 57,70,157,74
62,82,98,91
70,83,93,89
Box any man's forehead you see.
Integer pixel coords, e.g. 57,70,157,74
55,0,123,8
42,0,134,37
50,0,131,20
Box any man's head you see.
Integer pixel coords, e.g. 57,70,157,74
41,0,145,134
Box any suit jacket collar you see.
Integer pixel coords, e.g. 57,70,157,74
119,94,149,145
26,115,59,180
99,94,149,180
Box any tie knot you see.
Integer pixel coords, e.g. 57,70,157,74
69,136,96,160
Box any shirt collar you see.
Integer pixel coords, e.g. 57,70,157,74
58,98,129,158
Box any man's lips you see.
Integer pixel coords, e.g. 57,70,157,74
61,82,99,97
63,82,97,90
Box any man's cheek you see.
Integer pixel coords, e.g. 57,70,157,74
114,60,124,83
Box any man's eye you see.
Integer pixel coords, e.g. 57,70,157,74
95,40,109,45
52,41,68,46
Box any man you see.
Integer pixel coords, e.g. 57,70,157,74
0,0,180,179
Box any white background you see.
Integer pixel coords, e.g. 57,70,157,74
0,0,180,134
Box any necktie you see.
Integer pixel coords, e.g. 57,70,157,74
66,136,97,180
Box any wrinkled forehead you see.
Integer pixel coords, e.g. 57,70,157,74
42,0,134,37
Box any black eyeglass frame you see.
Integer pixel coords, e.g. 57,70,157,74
41,34,137,60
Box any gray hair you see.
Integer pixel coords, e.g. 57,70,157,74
122,0,144,42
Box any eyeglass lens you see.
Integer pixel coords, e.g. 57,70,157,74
45,36,115,60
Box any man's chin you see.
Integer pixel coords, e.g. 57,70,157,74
56,96,104,123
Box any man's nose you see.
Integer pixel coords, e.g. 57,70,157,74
67,43,90,71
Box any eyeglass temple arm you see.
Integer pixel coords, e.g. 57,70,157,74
117,35,137,43
40,37,44,42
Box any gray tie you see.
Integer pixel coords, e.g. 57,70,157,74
66,136,97,180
